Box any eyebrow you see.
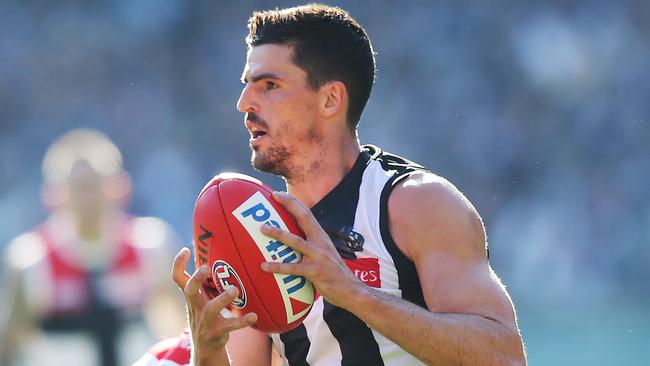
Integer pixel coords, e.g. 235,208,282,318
241,72,283,84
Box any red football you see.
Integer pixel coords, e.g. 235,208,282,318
192,172,315,333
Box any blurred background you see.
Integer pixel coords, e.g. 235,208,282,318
0,0,648,365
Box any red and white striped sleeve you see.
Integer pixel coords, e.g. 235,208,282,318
132,331,192,366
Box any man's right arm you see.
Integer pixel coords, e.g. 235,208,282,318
1,234,41,365
0,262,21,365
171,248,269,366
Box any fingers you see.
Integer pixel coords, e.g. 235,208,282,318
204,287,255,320
261,223,315,257
203,287,239,323
185,266,211,302
261,261,313,277
220,313,258,333
204,287,258,332
172,247,192,290
272,191,322,238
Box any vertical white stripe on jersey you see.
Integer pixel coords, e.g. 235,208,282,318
270,333,289,366
303,296,342,365
356,159,427,366
370,326,427,365
355,160,400,290
272,296,345,365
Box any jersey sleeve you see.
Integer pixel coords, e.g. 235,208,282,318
132,331,191,366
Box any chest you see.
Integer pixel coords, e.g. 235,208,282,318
26,230,153,316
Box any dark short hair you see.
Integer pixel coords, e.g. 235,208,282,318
246,4,376,130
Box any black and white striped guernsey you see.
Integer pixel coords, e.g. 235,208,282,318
271,145,428,366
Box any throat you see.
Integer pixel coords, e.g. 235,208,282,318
281,136,361,207
285,156,354,209
284,157,323,188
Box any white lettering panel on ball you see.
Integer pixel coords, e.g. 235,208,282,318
233,191,314,324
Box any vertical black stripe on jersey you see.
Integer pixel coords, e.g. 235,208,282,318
322,300,385,366
374,147,428,308
310,150,370,235
315,150,383,365
280,327,311,366
281,151,383,365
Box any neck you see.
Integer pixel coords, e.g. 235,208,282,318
76,215,103,242
285,134,361,208
70,209,120,243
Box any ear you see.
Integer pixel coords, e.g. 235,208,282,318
320,81,347,119
104,173,132,206
41,183,70,210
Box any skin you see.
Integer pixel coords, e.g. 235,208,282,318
172,43,526,365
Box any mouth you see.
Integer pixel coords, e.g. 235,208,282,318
251,128,267,139
246,122,268,145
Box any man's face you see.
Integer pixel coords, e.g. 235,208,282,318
237,44,323,179
64,161,116,220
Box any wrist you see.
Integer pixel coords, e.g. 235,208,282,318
191,344,229,366
342,281,376,316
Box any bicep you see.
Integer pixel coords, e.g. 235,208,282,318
389,173,517,331
415,249,517,331
227,326,273,366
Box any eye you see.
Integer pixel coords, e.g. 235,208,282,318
265,81,278,90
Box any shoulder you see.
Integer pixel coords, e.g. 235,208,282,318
126,216,179,278
5,231,48,271
387,171,487,261
130,216,177,246
133,331,191,366
129,216,179,250
3,231,49,317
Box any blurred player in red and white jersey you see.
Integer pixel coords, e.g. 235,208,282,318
131,328,284,366
132,330,191,366
1,129,185,366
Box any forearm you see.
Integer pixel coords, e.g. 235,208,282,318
347,287,525,366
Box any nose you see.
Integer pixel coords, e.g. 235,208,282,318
237,83,257,113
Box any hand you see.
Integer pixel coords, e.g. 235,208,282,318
260,191,367,308
172,248,257,364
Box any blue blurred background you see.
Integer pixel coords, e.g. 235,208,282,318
1,0,648,364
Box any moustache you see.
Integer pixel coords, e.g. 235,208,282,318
246,113,268,129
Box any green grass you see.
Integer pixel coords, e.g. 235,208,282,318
518,302,650,365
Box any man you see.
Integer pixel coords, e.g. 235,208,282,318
171,4,526,365
1,129,184,366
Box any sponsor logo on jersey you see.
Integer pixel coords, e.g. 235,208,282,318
211,260,247,308
233,191,314,323
325,225,365,259
344,257,381,288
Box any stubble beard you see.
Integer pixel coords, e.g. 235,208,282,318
250,124,323,182
251,143,293,178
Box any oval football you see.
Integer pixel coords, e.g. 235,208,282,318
193,173,315,333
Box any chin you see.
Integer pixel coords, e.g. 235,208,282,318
250,152,267,171
250,143,292,177
251,155,283,177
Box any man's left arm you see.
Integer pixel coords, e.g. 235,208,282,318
351,172,525,365
261,176,526,365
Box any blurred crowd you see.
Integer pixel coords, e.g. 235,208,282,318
1,0,648,364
